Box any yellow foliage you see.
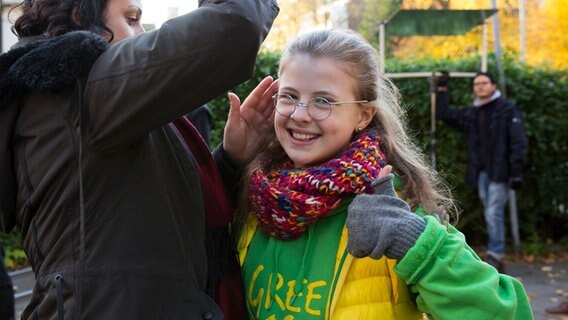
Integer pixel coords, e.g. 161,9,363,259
393,0,568,69
264,0,568,70
391,0,568,70
529,0,568,69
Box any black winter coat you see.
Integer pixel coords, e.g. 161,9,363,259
0,1,278,319
436,91,529,188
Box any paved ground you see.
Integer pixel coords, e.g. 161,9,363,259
10,259,568,319
507,259,568,320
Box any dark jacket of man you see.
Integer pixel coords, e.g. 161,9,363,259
0,1,278,319
436,91,529,188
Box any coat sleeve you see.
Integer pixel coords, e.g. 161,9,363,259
435,91,470,132
507,104,529,179
84,0,279,154
212,144,243,209
395,215,534,320
0,101,19,233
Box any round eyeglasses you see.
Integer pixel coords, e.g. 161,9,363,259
273,94,368,121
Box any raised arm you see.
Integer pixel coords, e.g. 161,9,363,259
84,0,279,154
435,90,471,132
433,72,470,132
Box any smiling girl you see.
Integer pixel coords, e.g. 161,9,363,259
235,29,532,320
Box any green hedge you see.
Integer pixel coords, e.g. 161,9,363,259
387,57,568,249
208,53,568,249
3,53,567,269
1,231,27,270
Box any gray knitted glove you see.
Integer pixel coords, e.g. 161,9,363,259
346,174,426,260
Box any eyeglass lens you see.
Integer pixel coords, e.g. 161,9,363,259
274,94,331,120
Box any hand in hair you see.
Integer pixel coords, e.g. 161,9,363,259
346,165,426,260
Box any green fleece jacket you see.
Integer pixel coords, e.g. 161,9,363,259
397,210,533,319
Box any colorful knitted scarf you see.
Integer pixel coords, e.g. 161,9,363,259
249,133,387,240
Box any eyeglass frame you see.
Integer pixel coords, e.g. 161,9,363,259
473,80,492,86
272,93,369,121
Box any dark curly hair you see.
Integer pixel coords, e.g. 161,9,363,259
13,0,114,41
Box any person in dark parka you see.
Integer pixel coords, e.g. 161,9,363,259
0,0,279,318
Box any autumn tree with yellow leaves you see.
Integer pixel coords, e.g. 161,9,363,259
376,0,568,70
266,0,567,70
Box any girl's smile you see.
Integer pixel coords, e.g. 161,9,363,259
275,54,374,168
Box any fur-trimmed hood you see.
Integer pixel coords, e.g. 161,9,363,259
0,31,109,107
0,31,108,232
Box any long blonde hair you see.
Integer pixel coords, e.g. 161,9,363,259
234,29,455,239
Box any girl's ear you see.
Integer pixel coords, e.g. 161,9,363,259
357,105,376,130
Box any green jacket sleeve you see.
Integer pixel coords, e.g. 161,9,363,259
395,215,533,320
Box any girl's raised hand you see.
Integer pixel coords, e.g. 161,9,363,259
222,76,279,165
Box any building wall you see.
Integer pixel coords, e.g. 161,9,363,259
1,5,19,53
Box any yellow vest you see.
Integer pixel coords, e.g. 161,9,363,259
239,220,425,320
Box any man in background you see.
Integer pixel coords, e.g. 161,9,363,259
433,71,528,273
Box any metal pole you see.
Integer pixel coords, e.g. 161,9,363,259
430,83,436,170
509,190,521,253
482,22,488,72
0,0,4,53
519,0,526,62
386,71,476,79
490,0,506,97
378,21,385,73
